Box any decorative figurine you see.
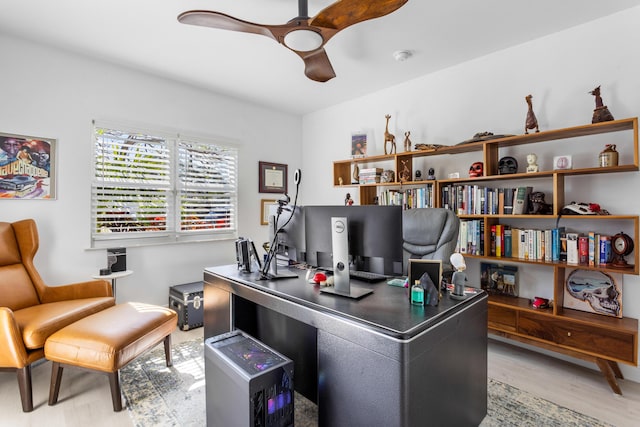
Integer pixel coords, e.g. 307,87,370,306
528,191,552,214
469,161,483,177
384,114,396,155
524,94,540,134
415,169,422,180
599,144,619,167
399,159,411,182
427,167,436,180
345,193,354,206
590,85,615,123
526,153,539,173
338,176,344,185
403,131,412,152
352,163,359,184
450,253,467,300
381,169,395,183
498,156,518,174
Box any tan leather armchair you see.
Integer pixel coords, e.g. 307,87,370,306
0,219,115,412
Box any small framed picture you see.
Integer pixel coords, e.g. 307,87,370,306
408,259,443,297
553,155,573,170
480,262,518,297
351,133,367,158
259,161,288,193
260,199,277,225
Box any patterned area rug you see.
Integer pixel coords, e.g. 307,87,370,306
121,338,612,427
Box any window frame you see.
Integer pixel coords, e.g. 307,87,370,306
90,121,238,249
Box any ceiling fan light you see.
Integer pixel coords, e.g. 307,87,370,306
284,29,323,52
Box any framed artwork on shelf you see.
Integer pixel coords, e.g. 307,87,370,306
0,131,56,200
563,269,622,318
259,161,287,194
553,155,573,170
260,199,277,225
480,262,518,297
351,132,367,158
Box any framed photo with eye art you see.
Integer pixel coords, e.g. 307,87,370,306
259,161,288,194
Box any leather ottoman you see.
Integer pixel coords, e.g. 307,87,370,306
44,302,177,411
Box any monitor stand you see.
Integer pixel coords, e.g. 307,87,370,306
320,217,373,300
259,253,297,280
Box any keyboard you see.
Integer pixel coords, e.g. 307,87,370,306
321,267,388,283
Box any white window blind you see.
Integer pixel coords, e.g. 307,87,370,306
91,124,237,247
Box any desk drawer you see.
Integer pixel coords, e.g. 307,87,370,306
488,305,517,332
518,312,635,363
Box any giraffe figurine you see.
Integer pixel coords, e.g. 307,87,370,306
384,114,396,155
524,94,539,134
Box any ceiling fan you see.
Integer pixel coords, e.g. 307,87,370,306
177,0,408,82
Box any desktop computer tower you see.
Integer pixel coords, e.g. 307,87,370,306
205,330,294,427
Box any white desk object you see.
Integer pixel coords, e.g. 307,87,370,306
93,270,133,300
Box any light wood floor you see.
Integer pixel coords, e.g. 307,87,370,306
1,330,638,427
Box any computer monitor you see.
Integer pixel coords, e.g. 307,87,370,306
303,205,403,275
270,204,306,264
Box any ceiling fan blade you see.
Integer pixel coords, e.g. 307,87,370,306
311,0,408,32
178,10,278,41
297,48,336,82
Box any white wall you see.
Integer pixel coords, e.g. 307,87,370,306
302,7,640,382
0,33,302,305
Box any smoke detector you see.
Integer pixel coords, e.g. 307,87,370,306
393,50,413,62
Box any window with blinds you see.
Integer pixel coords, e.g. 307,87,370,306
91,124,237,247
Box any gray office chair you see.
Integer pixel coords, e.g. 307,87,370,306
402,208,460,275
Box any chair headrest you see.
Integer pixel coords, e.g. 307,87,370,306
0,222,21,266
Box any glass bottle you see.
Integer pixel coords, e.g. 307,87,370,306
411,280,424,306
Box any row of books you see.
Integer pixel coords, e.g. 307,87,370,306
442,185,534,215
358,167,383,184
377,186,435,209
458,221,615,265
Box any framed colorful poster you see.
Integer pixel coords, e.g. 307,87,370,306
0,132,56,199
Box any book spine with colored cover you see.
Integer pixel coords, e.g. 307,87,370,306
588,231,596,266
504,226,512,258
503,188,514,215
490,225,496,256
566,232,579,265
578,235,589,265
513,186,533,214
459,220,468,254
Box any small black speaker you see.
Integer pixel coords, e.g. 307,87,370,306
107,248,126,273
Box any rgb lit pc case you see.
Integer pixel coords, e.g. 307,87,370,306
205,330,294,427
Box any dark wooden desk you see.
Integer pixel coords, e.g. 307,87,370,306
204,264,487,427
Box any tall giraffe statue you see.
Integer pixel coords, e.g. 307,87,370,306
384,114,396,154
524,94,539,134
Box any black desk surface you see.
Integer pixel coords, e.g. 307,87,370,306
205,264,486,340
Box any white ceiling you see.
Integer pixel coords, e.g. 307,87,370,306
1,1,639,115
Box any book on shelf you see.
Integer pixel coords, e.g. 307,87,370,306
588,231,596,266
566,232,579,265
459,220,468,254
512,186,533,215
578,235,589,265
504,226,512,258
504,188,515,215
